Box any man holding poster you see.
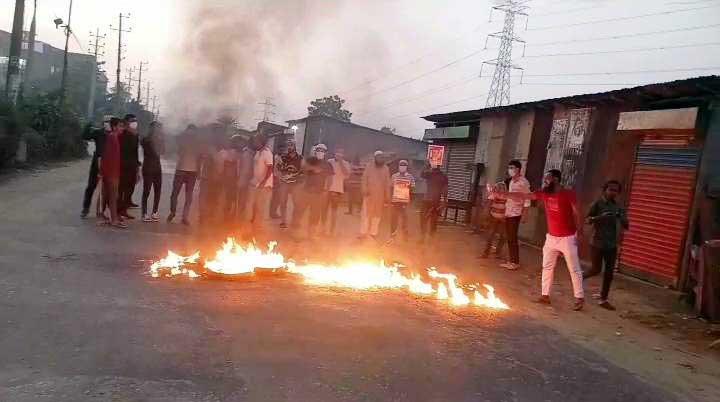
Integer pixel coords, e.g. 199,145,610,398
389,160,416,241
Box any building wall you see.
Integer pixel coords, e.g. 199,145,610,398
301,116,427,162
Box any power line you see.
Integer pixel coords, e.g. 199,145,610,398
526,22,720,48
528,3,720,31
523,66,720,77
521,82,644,86
353,74,483,117
523,41,720,58
347,48,487,102
339,23,486,95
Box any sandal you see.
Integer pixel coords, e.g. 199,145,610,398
112,221,128,229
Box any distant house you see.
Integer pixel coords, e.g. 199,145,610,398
0,29,108,117
287,114,427,164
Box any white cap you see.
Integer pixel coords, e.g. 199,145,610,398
374,150,384,156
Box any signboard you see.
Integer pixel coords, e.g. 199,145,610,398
423,126,470,140
427,145,445,167
617,107,698,131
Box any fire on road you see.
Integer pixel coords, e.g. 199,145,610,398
149,238,510,310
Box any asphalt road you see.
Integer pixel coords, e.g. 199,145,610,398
0,161,683,402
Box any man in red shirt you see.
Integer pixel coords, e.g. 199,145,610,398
99,118,127,229
505,169,585,311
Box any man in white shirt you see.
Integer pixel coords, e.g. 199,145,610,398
502,159,531,270
324,147,351,235
168,125,199,225
246,134,274,233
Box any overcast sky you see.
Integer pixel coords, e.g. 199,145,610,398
1,0,719,137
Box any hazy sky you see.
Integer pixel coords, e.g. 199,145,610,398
1,0,719,137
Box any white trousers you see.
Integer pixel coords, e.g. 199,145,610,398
360,202,381,236
542,234,585,299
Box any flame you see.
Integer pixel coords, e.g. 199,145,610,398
204,238,285,275
148,238,509,310
150,251,200,278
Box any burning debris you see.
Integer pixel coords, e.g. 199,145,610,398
149,238,509,310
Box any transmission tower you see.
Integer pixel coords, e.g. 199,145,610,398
258,97,277,122
482,0,529,107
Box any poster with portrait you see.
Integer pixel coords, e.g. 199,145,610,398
427,145,445,167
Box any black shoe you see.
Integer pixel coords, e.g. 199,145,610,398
534,295,551,305
129,202,139,209
598,300,616,311
167,213,175,223
181,219,191,226
81,209,89,219
279,222,288,229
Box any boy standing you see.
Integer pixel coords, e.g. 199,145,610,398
584,180,629,310
480,181,508,259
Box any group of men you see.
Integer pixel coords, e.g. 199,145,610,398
82,114,164,228
166,129,451,242
484,160,630,311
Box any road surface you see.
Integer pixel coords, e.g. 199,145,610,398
0,160,686,402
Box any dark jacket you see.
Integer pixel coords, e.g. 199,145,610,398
119,130,140,171
83,127,107,160
141,135,162,176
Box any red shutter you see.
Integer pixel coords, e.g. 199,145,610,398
619,147,699,284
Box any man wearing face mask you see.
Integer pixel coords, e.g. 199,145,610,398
81,115,111,218
359,150,391,240
118,114,141,219
389,159,415,241
324,147,351,235
502,169,585,311
502,160,531,271
292,143,332,240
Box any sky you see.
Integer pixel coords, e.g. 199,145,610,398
1,0,719,137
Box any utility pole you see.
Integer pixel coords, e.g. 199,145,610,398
125,67,135,97
258,97,276,122
22,0,37,95
87,28,105,120
59,0,74,107
481,0,529,107
5,0,25,103
134,61,148,103
109,13,131,95
145,82,152,108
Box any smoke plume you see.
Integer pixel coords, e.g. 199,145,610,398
164,0,392,132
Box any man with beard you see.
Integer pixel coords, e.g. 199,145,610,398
503,169,585,311
292,144,332,240
276,140,303,229
118,114,141,219
359,150,391,241
81,115,110,218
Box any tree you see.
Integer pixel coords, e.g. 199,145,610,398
307,95,352,122
380,126,396,134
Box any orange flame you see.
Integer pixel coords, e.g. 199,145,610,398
148,238,509,310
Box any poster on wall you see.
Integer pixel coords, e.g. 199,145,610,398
566,108,592,150
427,145,445,167
544,119,569,172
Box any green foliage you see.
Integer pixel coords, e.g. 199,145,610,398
17,92,86,161
308,95,352,122
0,100,21,168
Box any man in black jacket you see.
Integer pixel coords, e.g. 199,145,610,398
118,114,141,219
81,116,110,218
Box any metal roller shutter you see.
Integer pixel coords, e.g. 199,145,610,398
444,141,476,202
619,146,699,283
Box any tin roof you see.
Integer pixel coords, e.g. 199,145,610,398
423,76,720,123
